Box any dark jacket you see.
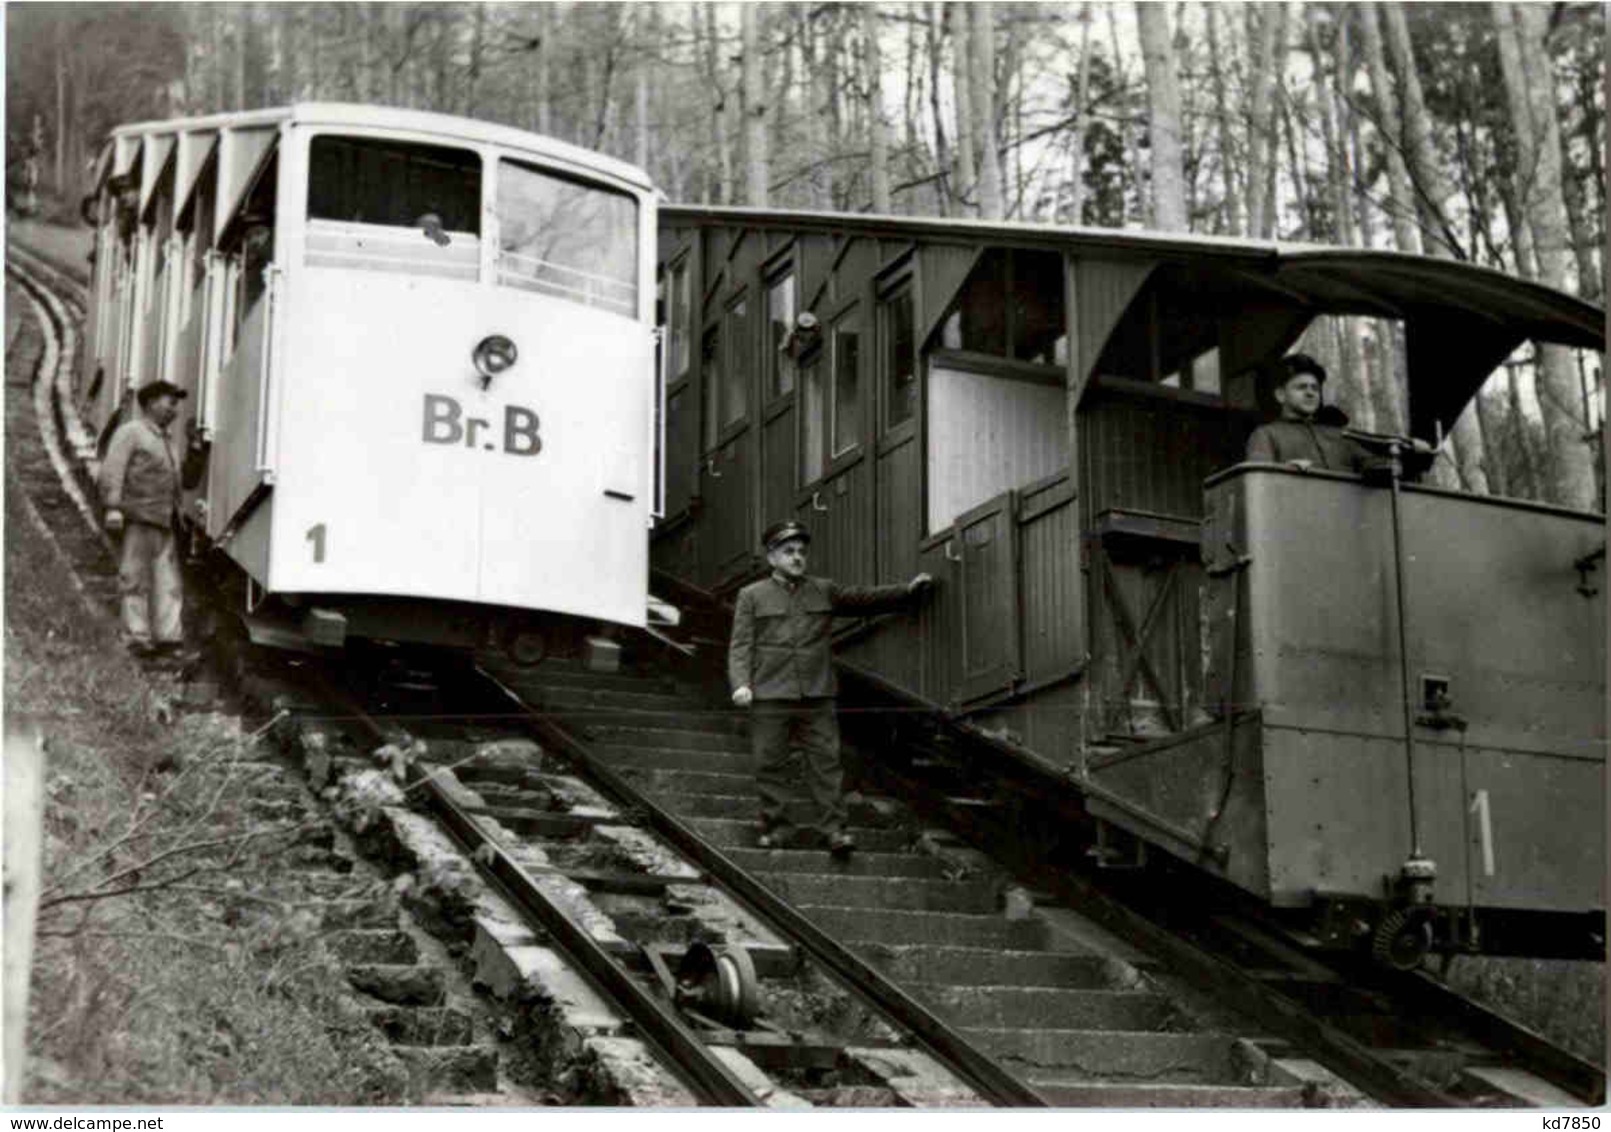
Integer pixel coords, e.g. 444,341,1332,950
1245,418,1372,474
729,574,915,700
99,415,181,528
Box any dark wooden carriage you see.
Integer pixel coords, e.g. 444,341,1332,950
653,206,1604,959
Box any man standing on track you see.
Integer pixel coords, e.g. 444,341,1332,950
728,520,933,856
99,380,188,660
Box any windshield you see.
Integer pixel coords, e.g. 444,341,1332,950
305,135,481,280
308,135,480,232
495,158,638,318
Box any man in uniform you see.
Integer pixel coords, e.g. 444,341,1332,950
99,380,188,659
729,521,932,855
1245,354,1373,473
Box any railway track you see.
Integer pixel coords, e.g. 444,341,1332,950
472,646,1606,1108
8,234,1603,1108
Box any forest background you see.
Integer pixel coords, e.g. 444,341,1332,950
5,1,1606,507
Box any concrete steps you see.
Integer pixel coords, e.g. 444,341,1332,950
1026,1081,1307,1108
599,724,746,752
860,945,1133,988
690,817,914,854
723,846,953,879
759,872,1000,915
797,905,1050,950
594,743,753,775
910,983,1182,1031
652,790,900,829
967,1028,1246,1079
520,684,710,715
615,767,755,797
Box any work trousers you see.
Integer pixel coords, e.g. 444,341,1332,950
117,521,183,647
750,698,846,836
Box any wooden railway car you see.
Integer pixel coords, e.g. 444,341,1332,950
77,104,666,654
653,206,1605,963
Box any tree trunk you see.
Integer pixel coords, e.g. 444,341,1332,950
927,2,953,216
970,3,1004,219
826,12,846,209
904,10,920,176
464,3,484,115
1136,1,1186,231
53,22,67,191
1108,4,1143,225
1472,389,1509,497
1307,6,1349,244
1205,3,1238,234
1506,362,1542,498
704,4,732,205
741,4,768,206
864,6,892,213
949,2,976,213
1066,2,1093,226
1304,8,1374,428
1503,2,1597,508
634,7,652,173
1382,3,1455,255
1359,2,1420,255
1279,88,1309,237
1263,4,1290,232
1244,3,1279,238
233,5,247,109
1565,50,1604,301
774,8,795,199
1558,131,1602,303
1377,2,1487,491
806,11,830,208
277,3,298,102
1004,10,1024,216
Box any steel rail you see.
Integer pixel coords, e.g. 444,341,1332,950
1395,969,1606,1107
318,674,765,1107
475,666,1050,1108
850,690,1607,1108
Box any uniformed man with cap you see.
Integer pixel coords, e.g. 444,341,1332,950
99,380,190,659
1245,353,1373,473
729,520,933,855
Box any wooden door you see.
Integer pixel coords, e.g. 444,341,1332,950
954,491,1022,704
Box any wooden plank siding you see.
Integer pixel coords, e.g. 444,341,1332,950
651,211,1286,765
795,457,875,587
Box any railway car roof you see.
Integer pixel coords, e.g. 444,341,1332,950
660,205,1601,345
99,102,655,194
663,204,1604,435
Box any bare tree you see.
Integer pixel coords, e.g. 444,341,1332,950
1204,3,1240,234
1065,1,1094,225
1244,3,1281,238
970,3,1004,219
949,1,977,212
1137,1,1186,230
741,4,768,206
1305,5,1374,428
864,6,892,213
926,3,954,215
1493,2,1598,508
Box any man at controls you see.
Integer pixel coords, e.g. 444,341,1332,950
1245,353,1373,473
